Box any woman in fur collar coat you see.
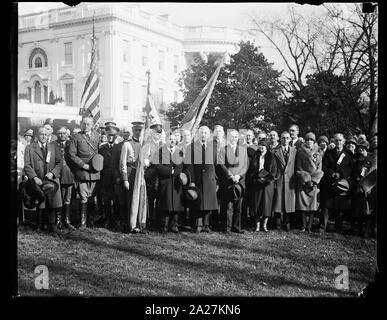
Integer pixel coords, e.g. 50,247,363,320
295,133,324,232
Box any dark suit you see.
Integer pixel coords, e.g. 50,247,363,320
24,141,63,209
53,140,74,205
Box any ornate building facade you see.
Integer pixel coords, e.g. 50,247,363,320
18,3,251,130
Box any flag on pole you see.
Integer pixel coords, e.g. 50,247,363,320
180,52,227,138
79,14,100,130
129,73,161,231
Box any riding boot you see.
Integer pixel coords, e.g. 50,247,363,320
36,209,44,231
275,213,282,230
301,212,307,231
48,209,58,233
320,208,329,232
87,198,95,228
80,202,88,229
104,203,111,229
63,204,75,230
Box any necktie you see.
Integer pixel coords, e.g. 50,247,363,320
202,143,206,164
284,147,288,161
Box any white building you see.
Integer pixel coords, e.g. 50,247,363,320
18,2,251,130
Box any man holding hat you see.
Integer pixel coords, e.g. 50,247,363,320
24,127,63,232
153,132,186,233
99,123,121,229
184,126,219,233
218,129,249,234
319,133,354,233
273,131,297,231
68,116,101,229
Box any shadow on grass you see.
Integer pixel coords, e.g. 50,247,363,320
58,231,350,296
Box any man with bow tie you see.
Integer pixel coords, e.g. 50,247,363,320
24,127,63,232
53,126,75,230
273,131,297,231
218,129,249,234
319,133,354,233
99,124,121,229
68,116,101,229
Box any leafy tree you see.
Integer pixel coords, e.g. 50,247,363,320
166,41,283,132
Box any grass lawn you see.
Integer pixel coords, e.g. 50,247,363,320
17,221,377,297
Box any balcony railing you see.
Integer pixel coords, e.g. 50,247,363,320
18,100,80,121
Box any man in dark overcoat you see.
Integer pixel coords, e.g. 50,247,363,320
320,133,354,232
153,133,185,232
218,129,249,233
54,126,75,230
24,127,63,232
68,116,101,229
184,126,219,233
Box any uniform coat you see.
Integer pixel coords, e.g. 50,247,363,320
320,148,354,209
273,145,297,213
295,144,324,211
24,141,63,209
53,140,74,185
184,140,219,211
153,145,185,212
68,131,101,181
247,150,277,217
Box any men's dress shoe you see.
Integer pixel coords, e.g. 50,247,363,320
285,223,290,232
202,226,211,233
171,226,179,233
130,228,140,234
194,227,202,233
224,229,231,234
263,227,268,233
300,228,306,232
233,229,245,234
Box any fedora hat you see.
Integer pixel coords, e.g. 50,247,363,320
184,185,201,206
41,177,59,196
227,182,245,201
333,178,350,196
90,153,104,172
178,172,190,187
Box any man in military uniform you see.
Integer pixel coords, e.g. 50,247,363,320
139,123,163,231
116,122,142,232
68,116,101,229
99,124,122,229
54,126,75,230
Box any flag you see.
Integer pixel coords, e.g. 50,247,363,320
79,14,100,130
129,87,161,231
180,52,227,138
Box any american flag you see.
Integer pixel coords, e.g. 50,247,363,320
79,15,100,130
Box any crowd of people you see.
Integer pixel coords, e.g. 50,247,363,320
15,118,378,238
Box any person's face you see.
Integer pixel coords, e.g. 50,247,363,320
371,136,377,149
269,131,279,143
238,133,245,144
82,118,93,132
257,133,266,141
281,133,291,146
183,131,191,143
318,141,327,149
335,135,345,149
229,131,239,145
168,134,177,147
123,132,131,140
57,129,68,142
346,143,356,153
174,132,181,143
258,144,267,154
246,131,253,143
305,139,314,149
44,124,53,135
133,127,142,138
24,135,32,143
107,132,117,144
101,135,108,143
214,127,224,140
38,129,48,144
199,127,210,142
357,147,367,157
289,126,298,138
253,139,258,146
358,134,366,143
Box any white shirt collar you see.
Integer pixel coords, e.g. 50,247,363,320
200,141,207,148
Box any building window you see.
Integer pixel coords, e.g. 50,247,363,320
34,57,42,68
173,91,178,103
173,55,179,73
65,83,73,106
123,82,129,111
28,87,32,102
142,45,148,67
65,42,73,65
34,81,41,104
122,40,130,64
43,85,48,104
29,47,48,68
158,50,165,71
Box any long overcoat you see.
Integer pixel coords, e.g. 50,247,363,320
153,145,185,212
184,140,219,211
24,141,63,209
247,150,277,217
99,142,119,190
273,145,297,213
295,144,324,211
68,131,101,182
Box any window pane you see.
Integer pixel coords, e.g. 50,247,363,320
44,85,48,104
34,81,41,104
65,83,73,106
65,42,73,65
35,57,42,68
